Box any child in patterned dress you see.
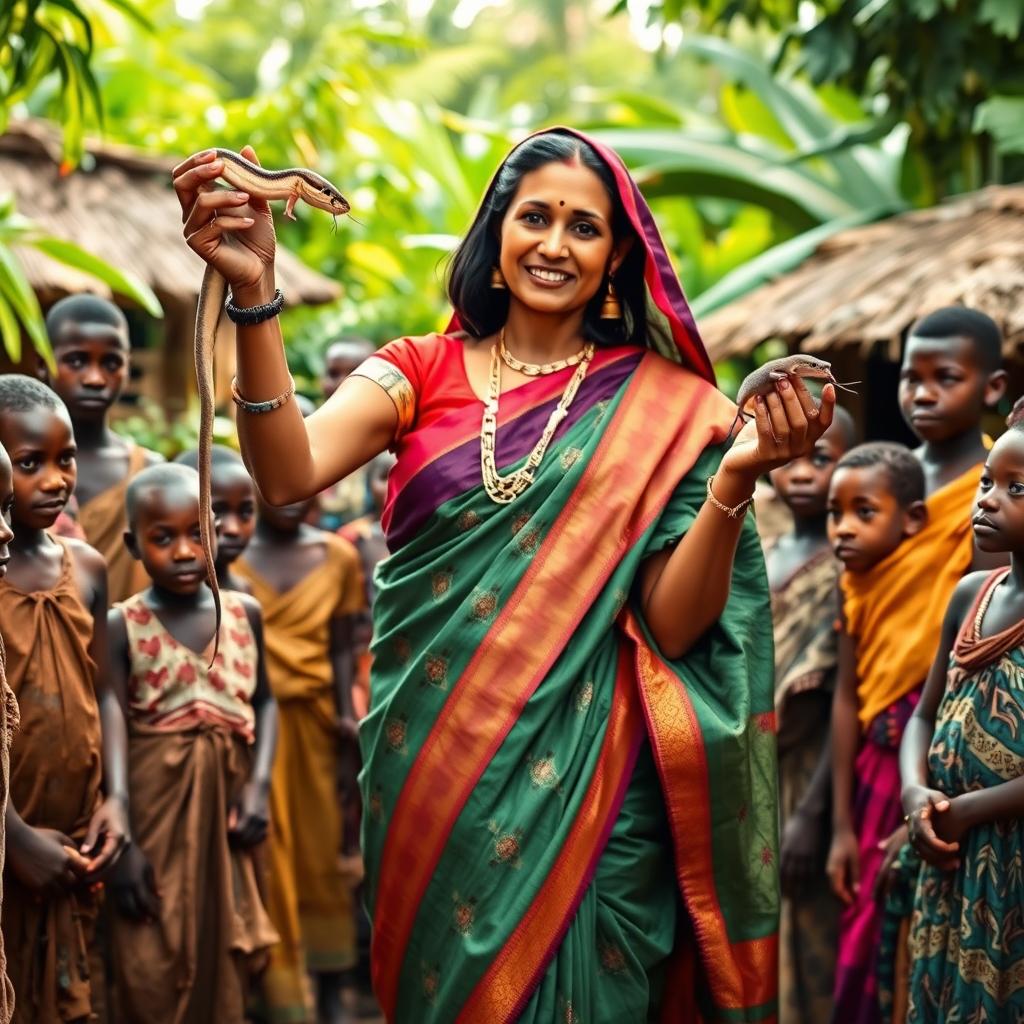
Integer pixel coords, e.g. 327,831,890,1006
106,463,278,1023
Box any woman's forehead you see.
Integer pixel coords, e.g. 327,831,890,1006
511,160,611,215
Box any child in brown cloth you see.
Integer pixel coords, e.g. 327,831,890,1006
0,442,19,1024
41,294,163,604
106,463,277,1023
0,374,130,1023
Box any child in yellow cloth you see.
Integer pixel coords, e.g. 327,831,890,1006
236,487,364,1024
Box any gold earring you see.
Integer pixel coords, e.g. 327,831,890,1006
490,266,507,290
600,279,622,320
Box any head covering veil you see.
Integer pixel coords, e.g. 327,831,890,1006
445,126,716,386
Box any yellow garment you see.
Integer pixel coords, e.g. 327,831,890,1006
842,462,982,729
236,534,364,1022
78,442,153,605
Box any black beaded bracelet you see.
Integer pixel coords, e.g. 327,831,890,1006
225,288,284,326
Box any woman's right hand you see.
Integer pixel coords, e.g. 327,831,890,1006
171,146,277,292
826,825,860,906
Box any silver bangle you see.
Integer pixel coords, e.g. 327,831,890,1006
230,375,295,414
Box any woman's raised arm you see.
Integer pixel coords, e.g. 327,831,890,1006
173,147,396,505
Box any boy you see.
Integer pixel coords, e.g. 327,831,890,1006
766,408,855,1024
42,294,163,603
0,443,16,1024
235,489,364,1024
828,307,1008,1023
0,374,130,1023
175,444,257,595
317,337,375,531
106,463,277,1023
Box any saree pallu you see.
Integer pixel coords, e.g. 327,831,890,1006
360,347,778,1023
832,692,920,1024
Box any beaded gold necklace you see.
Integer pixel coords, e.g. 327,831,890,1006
499,328,590,376
480,333,594,504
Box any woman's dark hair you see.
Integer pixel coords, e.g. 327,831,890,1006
447,130,646,347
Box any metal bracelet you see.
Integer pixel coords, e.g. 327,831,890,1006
230,375,295,414
225,287,284,326
705,475,754,519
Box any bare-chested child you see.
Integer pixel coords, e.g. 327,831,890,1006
765,407,855,1024
828,308,1008,1023
235,489,364,1024
175,444,256,595
0,374,130,1023
41,295,163,603
106,463,277,1023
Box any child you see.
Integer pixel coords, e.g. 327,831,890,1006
339,451,394,721
828,307,1009,1024
900,417,1024,1021
766,407,855,1024
106,463,277,1023
42,294,163,603
317,337,375,531
0,443,16,1024
175,444,256,595
0,374,130,1023
235,490,364,1024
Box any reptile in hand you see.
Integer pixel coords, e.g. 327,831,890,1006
192,148,349,661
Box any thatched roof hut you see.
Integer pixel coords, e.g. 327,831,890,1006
702,184,1024,362
0,119,341,413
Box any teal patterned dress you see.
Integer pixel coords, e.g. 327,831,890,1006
908,578,1024,1020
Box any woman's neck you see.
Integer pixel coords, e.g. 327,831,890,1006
502,302,587,364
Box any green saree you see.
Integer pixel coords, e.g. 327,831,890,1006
356,129,779,1023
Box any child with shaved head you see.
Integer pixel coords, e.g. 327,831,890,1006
108,462,277,1022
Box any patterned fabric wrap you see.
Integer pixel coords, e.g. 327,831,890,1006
360,342,778,1022
119,591,257,741
908,575,1024,1020
833,691,921,1024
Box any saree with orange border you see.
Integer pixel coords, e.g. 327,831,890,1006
356,129,778,1024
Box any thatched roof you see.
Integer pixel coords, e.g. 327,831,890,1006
701,184,1024,363
0,119,341,309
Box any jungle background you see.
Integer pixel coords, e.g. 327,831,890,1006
2,0,1023,453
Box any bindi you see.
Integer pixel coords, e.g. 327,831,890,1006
559,200,565,207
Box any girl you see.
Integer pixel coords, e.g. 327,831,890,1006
901,413,1024,1020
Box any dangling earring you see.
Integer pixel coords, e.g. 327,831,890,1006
600,278,622,320
490,266,507,290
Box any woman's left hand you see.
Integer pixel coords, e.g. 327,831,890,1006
719,378,836,485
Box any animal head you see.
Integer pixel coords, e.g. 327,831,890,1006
297,171,350,216
786,355,834,378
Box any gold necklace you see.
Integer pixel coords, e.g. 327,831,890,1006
481,339,594,504
499,328,589,377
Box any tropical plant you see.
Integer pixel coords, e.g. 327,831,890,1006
0,0,162,364
639,0,1024,196
588,36,910,317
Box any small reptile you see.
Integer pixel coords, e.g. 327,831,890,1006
730,354,856,436
193,148,349,661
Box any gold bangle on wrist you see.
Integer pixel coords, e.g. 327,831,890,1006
230,375,295,415
705,476,754,519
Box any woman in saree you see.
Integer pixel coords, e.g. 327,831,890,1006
172,128,835,1023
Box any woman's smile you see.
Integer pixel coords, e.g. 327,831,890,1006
524,264,575,287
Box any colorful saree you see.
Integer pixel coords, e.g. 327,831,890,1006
356,129,778,1023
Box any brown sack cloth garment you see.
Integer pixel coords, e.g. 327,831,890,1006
78,443,150,605
0,636,20,1024
110,592,277,1024
0,543,103,1023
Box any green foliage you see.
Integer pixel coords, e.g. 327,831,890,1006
645,0,1024,195
0,0,161,366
